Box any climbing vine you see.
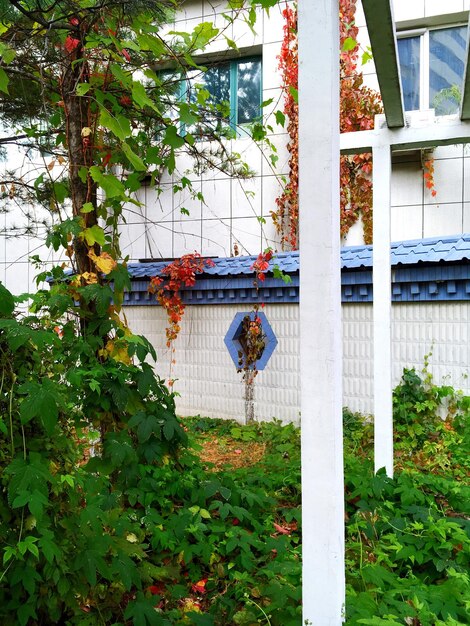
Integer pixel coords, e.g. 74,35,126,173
272,0,383,247
238,249,273,375
149,253,215,383
271,6,298,250
423,155,437,198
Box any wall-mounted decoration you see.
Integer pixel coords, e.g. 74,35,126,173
224,312,278,371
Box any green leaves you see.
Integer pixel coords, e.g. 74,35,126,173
74,547,110,587
19,379,62,435
0,282,14,316
136,32,166,57
124,594,165,626
132,81,158,110
110,62,132,87
6,454,50,506
89,166,126,198
274,110,285,127
79,283,114,316
171,22,219,52
342,36,358,51
177,101,198,126
83,224,106,246
0,67,9,94
76,83,91,96
99,108,131,140
163,125,185,149
122,141,146,171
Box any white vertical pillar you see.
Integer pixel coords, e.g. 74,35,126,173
372,144,393,477
298,1,345,624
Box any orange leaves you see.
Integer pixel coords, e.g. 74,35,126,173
71,271,98,286
191,578,208,595
273,6,299,249
273,522,290,535
100,338,131,364
423,158,437,197
251,250,272,282
272,520,298,536
274,1,382,248
149,253,215,349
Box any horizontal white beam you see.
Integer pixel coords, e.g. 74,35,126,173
341,113,470,153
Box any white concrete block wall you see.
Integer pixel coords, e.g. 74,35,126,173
125,303,301,423
124,300,470,422
390,145,470,241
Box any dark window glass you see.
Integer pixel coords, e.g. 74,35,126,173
186,64,231,136
204,63,231,106
397,36,421,111
237,59,262,123
430,26,467,115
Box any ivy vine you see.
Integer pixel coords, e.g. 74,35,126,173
272,0,383,247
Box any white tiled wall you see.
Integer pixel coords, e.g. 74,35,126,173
125,300,470,423
2,0,470,296
0,147,66,295
119,1,289,262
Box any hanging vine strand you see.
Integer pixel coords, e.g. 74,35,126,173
272,0,383,247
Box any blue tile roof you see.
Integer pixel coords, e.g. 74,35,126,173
127,234,470,278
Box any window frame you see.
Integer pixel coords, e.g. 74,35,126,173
170,55,262,137
397,23,467,114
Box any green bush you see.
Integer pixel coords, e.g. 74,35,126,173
1,282,468,625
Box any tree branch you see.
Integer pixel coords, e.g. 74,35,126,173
8,0,78,31
0,129,62,145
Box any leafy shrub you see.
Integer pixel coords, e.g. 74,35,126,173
345,367,470,625
1,286,468,626
0,282,186,625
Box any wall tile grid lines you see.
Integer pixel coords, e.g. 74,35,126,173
262,0,289,45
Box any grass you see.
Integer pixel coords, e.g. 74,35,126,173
177,370,470,625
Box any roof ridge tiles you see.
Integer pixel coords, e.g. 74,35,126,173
125,234,470,279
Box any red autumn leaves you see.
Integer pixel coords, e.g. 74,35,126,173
149,253,215,348
251,249,273,282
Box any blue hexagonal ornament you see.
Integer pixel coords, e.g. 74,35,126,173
224,311,278,370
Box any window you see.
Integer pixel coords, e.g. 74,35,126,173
160,57,262,137
397,25,467,115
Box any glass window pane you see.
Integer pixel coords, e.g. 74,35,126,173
429,26,467,115
237,59,261,124
397,36,421,111
204,63,231,105
186,64,231,136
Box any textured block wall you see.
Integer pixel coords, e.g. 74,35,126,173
126,303,301,423
125,301,470,423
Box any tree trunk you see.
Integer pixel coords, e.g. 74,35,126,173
244,375,255,424
61,46,98,277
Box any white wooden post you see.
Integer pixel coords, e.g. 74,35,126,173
372,144,394,477
298,1,345,624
